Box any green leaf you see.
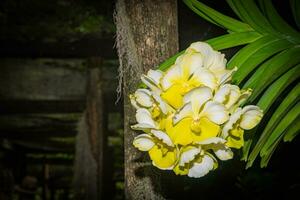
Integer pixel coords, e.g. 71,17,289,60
244,46,300,102
157,32,261,72
228,36,293,80
257,65,300,112
241,139,253,161
185,0,252,32
206,32,261,50
260,133,284,168
261,102,300,155
283,117,300,142
258,0,300,43
290,0,300,29
246,83,300,168
157,50,184,71
227,0,275,34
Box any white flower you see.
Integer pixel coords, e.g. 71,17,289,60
221,105,263,149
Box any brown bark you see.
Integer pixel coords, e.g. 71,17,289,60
115,0,178,199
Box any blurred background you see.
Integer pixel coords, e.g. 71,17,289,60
0,0,299,199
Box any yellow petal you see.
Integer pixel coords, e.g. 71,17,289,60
191,117,220,143
173,164,189,175
161,84,185,109
149,145,176,170
165,116,194,146
226,128,244,149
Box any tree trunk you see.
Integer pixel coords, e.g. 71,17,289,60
115,0,178,199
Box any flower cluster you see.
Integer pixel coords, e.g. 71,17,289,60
130,42,263,178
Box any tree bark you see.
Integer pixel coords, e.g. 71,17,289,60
115,0,178,199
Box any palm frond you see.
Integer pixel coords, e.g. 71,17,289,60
157,0,300,168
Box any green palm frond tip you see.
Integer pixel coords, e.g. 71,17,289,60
182,0,300,168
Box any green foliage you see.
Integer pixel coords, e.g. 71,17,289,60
158,0,300,168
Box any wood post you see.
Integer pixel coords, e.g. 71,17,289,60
74,57,106,199
115,0,178,199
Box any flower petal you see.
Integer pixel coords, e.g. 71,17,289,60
190,68,218,90
161,64,181,90
201,101,229,125
147,69,163,86
134,89,153,108
133,134,154,151
161,83,185,109
152,93,168,114
214,84,240,109
149,146,176,170
188,154,215,178
151,129,174,147
214,146,233,161
240,105,263,130
179,146,201,166
175,52,203,77
135,108,156,128
165,117,194,146
221,108,243,138
197,137,226,145
183,86,212,115
173,102,193,125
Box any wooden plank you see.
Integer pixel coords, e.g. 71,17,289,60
74,58,107,200
0,38,116,58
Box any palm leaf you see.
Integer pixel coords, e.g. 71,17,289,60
157,0,300,168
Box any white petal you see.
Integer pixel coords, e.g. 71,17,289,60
214,84,241,109
134,89,153,108
219,67,237,85
187,42,214,56
152,93,168,114
214,146,233,161
147,69,163,85
131,123,156,131
151,130,174,147
130,95,139,109
173,103,193,124
133,134,154,151
135,108,156,128
183,86,212,115
161,64,181,90
201,101,229,124
197,137,226,145
141,75,161,94
240,105,263,130
175,52,203,76
190,68,218,90
205,51,227,72
179,147,201,166
188,154,215,178
236,88,252,107
221,107,243,138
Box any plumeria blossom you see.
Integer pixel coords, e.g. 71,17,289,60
130,41,263,178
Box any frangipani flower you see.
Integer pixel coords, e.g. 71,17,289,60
166,86,228,145
133,130,177,170
130,41,263,178
221,106,263,149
